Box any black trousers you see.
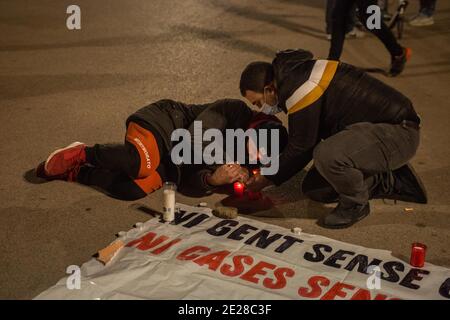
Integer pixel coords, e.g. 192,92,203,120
76,121,165,200
302,122,420,207
419,0,437,16
326,0,355,34
77,143,148,201
328,0,404,60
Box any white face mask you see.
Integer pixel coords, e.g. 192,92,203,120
261,103,282,115
261,88,281,115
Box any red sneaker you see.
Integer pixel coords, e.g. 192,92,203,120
36,161,81,182
389,47,412,77
36,161,65,181
44,142,87,176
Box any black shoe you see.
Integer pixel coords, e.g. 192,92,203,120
389,47,411,77
372,164,428,204
323,203,370,229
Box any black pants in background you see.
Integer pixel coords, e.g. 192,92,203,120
326,0,355,35
420,0,437,16
328,0,404,60
302,122,420,207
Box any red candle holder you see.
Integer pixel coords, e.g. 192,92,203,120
233,182,245,197
410,243,427,268
248,191,262,200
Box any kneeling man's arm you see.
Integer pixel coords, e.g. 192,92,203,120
266,100,322,186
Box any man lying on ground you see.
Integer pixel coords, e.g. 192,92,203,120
35,99,285,200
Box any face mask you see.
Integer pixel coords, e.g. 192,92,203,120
261,87,281,115
261,103,282,115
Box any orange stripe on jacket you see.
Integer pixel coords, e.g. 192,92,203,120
125,122,161,179
134,171,163,194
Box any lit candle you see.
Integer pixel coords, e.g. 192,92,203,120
233,182,245,197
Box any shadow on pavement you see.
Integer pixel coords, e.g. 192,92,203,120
211,0,326,41
0,73,153,101
172,24,276,58
23,168,47,184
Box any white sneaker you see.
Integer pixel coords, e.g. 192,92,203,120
409,14,435,26
346,28,365,39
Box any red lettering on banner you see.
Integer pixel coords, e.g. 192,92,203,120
126,232,168,251
177,246,211,260
298,276,330,298
193,250,231,271
321,282,355,300
151,239,182,255
263,267,295,290
299,276,400,300
240,261,276,284
220,255,254,277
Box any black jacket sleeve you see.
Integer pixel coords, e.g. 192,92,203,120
266,98,322,185
187,99,253,163
182,99,253,195
179,164,218,197
187,99,253,143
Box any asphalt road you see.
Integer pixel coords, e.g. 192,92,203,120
1,0,449,299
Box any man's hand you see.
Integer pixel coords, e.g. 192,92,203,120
246,173,273,192
207,164,249,186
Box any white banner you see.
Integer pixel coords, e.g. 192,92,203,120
36,204,450,300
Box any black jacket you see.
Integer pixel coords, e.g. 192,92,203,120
126,99,254,187
180,99,255,195
269,49,420,185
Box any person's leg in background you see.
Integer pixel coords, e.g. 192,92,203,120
356,0,410,76
378,0,391,20
326,0,356,40
325,0,335,39
410,0,437,26
311,122,424,228
328,0,356,60
347,3,367,38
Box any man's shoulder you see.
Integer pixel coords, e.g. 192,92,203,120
205,98,250,112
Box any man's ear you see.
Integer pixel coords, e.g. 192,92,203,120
265,82,277,93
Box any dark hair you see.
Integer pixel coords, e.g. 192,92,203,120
239,62,274,96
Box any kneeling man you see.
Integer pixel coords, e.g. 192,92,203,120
240,49,427,228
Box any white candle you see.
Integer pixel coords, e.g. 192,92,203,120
163,189,176,222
